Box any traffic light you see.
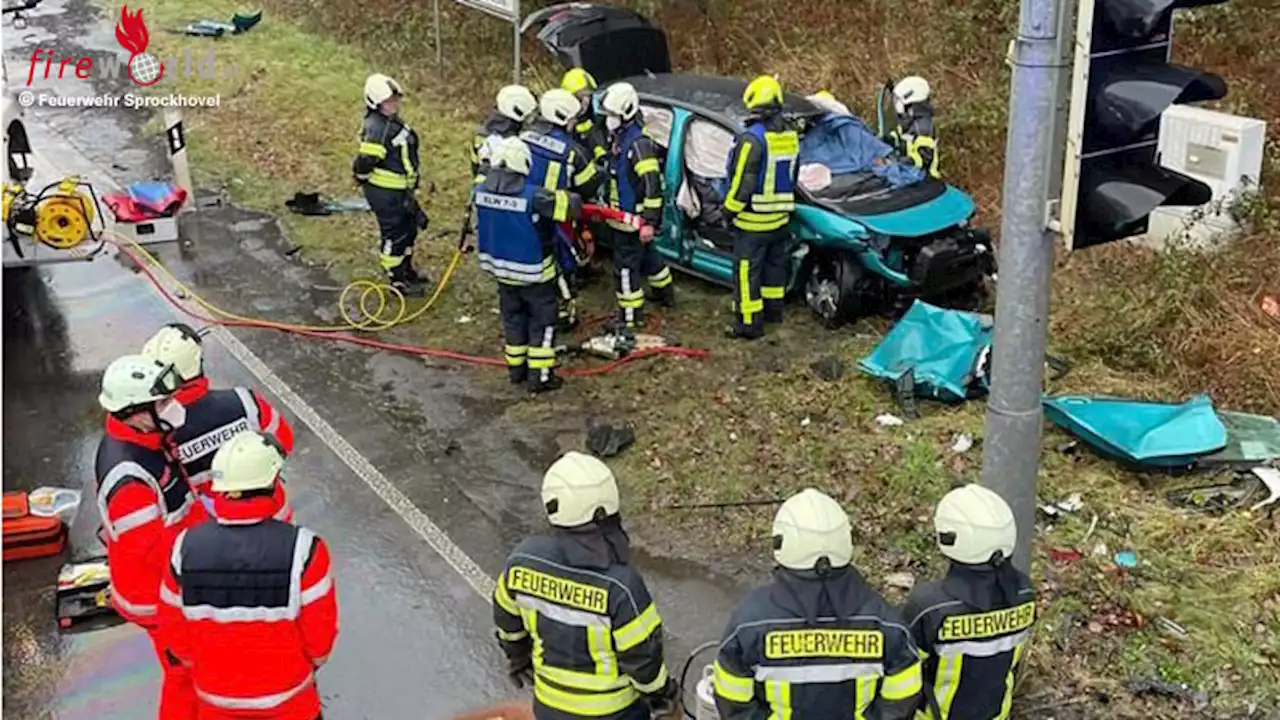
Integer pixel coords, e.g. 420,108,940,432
1059,0,1228,251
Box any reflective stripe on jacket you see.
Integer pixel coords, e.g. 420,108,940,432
354,112,420,191
904,573,1036,720
723,117,799,233
492,534,670,718
95,418,207,627
607,121,663,232
159,495,337,719
713,568,923,720
522,121,599,195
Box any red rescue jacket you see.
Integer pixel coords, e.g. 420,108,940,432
159,491,338,719
94,417,208,627
169,377,296,524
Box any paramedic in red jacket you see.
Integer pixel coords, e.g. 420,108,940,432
95,353,209,720
159,431,338,720
141,323,295,523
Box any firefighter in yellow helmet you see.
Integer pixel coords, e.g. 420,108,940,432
492,452,680,720
723,75,800,339
903,485,1036,720
562,68,607,163
714,488,922,720
472,85,538,185
887,76,940,179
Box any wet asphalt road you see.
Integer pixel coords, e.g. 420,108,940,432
3,1,746,717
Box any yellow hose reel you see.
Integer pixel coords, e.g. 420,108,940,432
33,177,97,249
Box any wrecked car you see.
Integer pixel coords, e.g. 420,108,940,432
523,3,996,326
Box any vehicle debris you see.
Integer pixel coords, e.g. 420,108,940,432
1039,493,1083,518
1113,550,1138,569
586,423,635,458
949,433,973,454
1126,679,1209,709
875,413,905,427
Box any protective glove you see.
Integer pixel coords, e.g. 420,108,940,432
505,653,534,690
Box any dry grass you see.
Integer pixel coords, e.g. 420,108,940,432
132,0,1280,713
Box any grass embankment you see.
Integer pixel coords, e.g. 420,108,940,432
136,0,1280,713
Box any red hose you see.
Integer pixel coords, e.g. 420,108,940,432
112,243,708,376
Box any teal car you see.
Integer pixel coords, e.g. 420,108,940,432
525,5,995,325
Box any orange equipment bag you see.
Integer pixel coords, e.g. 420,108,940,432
3,491,68,561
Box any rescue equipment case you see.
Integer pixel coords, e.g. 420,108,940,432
2,491,68,561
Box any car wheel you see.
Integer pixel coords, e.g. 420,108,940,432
805,251,876,329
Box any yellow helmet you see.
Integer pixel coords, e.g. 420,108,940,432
210,431,285,494
813,90,835,102
561,68,598,95
743,75,783,110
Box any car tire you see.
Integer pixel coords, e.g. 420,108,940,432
805,251,878,329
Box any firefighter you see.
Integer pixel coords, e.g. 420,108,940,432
140,323,295,523
492,451,680,720
903,485,1036,720
95,353,208,720
561,68,607,162
353,73,428,296
599,81,672,329
472,84,539,185
887,76,939,179
522,88,603,331
475,136,584,393
713,488,922,720
723,75,799,340
159,432,338,720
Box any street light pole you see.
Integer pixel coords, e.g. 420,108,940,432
980,0,1067,573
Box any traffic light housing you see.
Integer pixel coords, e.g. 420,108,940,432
1059,0,1228,251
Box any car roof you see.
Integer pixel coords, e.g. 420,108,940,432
622,73,821,129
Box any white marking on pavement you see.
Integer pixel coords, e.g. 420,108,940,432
208,326,498,601
32,111,498,603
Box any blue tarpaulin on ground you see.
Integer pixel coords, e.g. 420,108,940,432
859,300,993,402
1043,394,1229,467
798,113,925,189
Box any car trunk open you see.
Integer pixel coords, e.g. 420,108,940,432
521,3,671,84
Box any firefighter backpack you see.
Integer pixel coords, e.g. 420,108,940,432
3,490,68,561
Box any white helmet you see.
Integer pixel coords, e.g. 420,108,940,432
934,484,1016,565
494,136,532,176
892,75,931,115
210,431,285,494
772,488,853,571
98,354,181,414
541,451,619,528
364,73,403,110
600,82,640,122
497,85,538,123
539,88,582,128
140,323,203,383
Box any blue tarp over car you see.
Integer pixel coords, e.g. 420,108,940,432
798,113,925,189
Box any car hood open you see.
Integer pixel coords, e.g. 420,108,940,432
521,2,671,84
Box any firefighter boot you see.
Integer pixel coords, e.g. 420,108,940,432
528,373,563,394
508,365,528,385
645,286,675,309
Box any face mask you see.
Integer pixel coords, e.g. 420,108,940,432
157,399,187,431
605,115,622,132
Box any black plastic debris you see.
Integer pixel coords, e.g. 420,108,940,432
1126,679,1208,709
810,356,845,381
586,424,635,458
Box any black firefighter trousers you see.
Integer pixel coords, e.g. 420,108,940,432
365,185,420,282
610,226,672,329
732,227,789,338
498,280,559,388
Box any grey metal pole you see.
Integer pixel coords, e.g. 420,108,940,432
512,1,522,85
434,0,442,70
979,0,1064,574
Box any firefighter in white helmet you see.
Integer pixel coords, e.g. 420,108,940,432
472,85,538,185
140,322,295,522
353,73,430,296
492,451,680,719
903,484,1035,720
160,432,339,719
887,75,939,178
714,488,922,720
599,81,671,329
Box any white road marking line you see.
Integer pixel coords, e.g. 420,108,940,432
34,110,498,602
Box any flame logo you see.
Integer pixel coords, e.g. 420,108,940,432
115,5,150,55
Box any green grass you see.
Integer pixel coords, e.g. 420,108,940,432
127,0,1280,713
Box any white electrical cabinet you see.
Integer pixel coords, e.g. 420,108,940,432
1146,106,1267,249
